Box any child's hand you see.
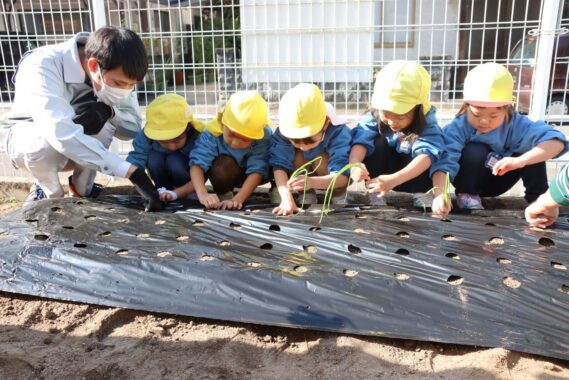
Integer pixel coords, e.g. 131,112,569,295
525,193,560,228
492,157,525,176
431,194,452,217
220,199,243,210
197,192,221,209
157,187,178,202
350,163,370,182
272,194,300,216
287,175,313,191
366,175,395,198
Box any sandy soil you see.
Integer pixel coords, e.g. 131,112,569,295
0,182,568,380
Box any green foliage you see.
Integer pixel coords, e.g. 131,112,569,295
289,156,323,209
320,163,363,224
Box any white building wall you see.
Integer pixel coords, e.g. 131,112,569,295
241,0,375,83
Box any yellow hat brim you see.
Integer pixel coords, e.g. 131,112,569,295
143,123,188,141
225,123,265,140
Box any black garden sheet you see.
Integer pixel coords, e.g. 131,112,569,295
0,196,568,360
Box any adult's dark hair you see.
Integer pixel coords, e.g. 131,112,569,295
85,26,148,81
371,105,426,145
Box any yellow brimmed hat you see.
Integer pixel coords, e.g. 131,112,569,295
278,83,327,139
221,91,270,140
144,94,193,141
371,61,432,115
463,63,515,107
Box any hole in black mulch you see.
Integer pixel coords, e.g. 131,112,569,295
25,219,38,223
398,216,410,222
116,249,129,255
74,243,87,248
309,226,321,232
395,248,409,256
34,234,49,241
118,218,130,224
442,234,457,241
200,254,215,261
84,215,97,221
347,244,361,254
503,276,521,289
269,224,281,231
248,262,261,268
551,262,567,270
539,237,555,247
155,220,166,225
440,218,452,223
98,231,111,237
137,233,150,239
343,269,358,277
218,240,231,247
560,285,569,294
355,213,367,219
62,226,74,230
394,273,410,281
447,275,464,285
497,258,511,265
51,207,62,212
446,253,459,260
487,237,504,245
192,220,205,227
303,245,317,254
176,235,189,242
396,231,410,238
157,251,172,258
230,222,241,230
260,243,273,250
76,201,84,205
485,222,496,227
294,265,307,273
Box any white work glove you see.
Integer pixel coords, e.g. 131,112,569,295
157,187,178,202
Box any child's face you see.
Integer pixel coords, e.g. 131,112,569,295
158,132,188,152
289,119,329,152
378,109,415,132
466,105,507,134
223,126,254,149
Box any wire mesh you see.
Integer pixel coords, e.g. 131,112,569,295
0,0,567,188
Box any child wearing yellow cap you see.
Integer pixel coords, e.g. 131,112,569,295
350,61,449,216
269,83,352,216
189,91,272,210
432,63,568,210
126,93,205,202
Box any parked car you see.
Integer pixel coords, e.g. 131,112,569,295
507,33,569,115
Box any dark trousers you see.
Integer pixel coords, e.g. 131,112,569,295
363,134,432,193
147,150,190,189
208,154,246,194
453,143,547,203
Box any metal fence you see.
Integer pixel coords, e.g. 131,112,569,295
0,0,568,181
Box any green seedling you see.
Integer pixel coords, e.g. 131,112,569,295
319,163,364,224
421,172,452,213
289,156,323,208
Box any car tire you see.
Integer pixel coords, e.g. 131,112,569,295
546,94,569,115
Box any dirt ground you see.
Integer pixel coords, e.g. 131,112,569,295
0,182,568,380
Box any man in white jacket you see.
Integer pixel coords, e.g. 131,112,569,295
3,26,162,211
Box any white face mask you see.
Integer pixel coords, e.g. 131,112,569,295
93,65,133,106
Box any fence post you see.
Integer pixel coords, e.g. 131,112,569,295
529,0,562,121
91,0,108,29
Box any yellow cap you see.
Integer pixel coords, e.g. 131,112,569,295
278,83,327,139
144,94,193,141
463,63,515,107
371,61,432,115
221,91,270,140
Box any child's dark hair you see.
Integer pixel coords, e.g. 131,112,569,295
371,105,426,144
85,26,148,81
456,102,515,125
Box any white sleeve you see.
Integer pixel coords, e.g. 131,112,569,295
15,52,124,175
